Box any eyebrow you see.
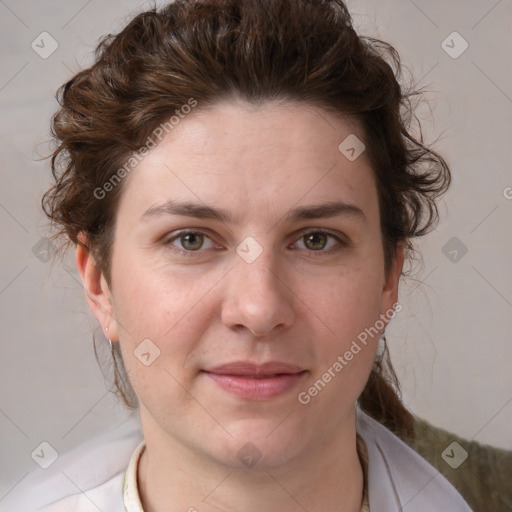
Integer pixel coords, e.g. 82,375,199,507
140,199,366,224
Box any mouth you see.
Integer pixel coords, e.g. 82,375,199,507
202,361,308,400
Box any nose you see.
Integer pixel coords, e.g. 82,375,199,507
220,249,296,338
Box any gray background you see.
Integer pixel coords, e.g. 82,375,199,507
1,0,511,501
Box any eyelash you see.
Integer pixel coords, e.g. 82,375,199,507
163,229,348,258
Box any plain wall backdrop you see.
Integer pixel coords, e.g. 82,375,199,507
1,0,511,500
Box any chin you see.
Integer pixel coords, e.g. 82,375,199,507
217,418,307,470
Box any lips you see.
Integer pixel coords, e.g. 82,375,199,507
205,361,305,376
202,361,307,400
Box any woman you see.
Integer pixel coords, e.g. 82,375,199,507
25,0,473,510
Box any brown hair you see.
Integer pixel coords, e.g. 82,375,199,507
43,0,451,441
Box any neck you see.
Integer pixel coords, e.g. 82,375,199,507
137,410,365,512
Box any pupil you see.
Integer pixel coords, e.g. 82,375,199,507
183,233,202,250
306,233,326,250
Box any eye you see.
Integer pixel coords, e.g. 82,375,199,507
293,230,344,253
164,229,347,257
166,231,217,253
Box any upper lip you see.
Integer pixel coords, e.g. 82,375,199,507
204,361,305,376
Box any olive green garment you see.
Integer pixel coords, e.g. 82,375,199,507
406,417,512,512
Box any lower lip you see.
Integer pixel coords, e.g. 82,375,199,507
204,371,307,400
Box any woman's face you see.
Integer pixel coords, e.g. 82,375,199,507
82,100,402,469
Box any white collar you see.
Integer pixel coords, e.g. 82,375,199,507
122,439,369,511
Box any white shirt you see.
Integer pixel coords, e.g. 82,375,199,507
1,407,473,512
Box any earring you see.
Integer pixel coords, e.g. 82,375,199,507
106,326,113,351
375,331,386,361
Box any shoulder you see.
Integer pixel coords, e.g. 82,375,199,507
2,413,143,512
356,408,473,512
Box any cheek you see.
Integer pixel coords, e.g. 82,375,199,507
112,252,208,338
110,255,222,386
112,267,208,414
298,272,382,410
302,265,384,345
295,263,384,400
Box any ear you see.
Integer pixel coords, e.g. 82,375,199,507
379,243,405,321
75,233,119,342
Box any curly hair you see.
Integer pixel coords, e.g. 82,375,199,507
42,0,450,441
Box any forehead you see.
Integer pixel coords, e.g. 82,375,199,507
116,100,379,225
